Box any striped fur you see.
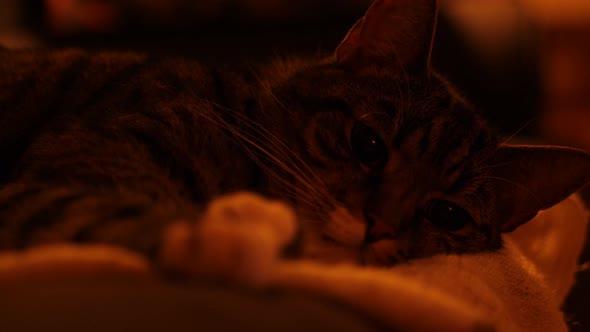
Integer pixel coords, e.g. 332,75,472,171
2,0,583,268
0,48,500,263
0,50,265,257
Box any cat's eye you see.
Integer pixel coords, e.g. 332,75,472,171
350,121,388,169
424,200,473,231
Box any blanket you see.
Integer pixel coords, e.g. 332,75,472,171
0,195,586,332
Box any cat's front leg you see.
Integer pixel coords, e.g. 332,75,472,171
159,192,298,286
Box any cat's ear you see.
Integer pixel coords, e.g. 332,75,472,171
489,144,590,232
335,0,438,73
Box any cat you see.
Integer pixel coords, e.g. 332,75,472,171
1,0,590,281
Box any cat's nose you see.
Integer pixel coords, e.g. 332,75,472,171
364,213,398,243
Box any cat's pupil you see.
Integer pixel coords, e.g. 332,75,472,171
350,121,388,169
424,200,473,231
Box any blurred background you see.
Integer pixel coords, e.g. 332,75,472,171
1,0,588,144
0,0,589,330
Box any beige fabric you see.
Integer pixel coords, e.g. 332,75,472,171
0,195,586,332
507,194,588,304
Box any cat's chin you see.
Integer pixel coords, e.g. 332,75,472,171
299,207,410,266
361,240,407,267
300,240,361,265
299,239,405,267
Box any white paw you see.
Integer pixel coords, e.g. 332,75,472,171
159,192,297,286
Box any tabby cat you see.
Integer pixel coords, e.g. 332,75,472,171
1,0,589,275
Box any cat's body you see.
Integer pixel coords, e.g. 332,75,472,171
0,50,292,256
0,48,494,262
1,0,590,275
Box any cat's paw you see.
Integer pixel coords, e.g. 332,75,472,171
159,192,297,286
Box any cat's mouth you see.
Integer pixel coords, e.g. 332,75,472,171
317,207,406,266
360,240,408,266
363,211,399,244
322,206,400,247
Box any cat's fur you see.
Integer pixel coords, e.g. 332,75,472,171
1,0,590,274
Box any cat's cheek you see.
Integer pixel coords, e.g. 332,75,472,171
324,206,367,246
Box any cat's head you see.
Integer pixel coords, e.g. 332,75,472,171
259,0,590,265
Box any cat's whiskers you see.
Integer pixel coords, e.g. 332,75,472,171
211,102,338,210
215,126,321,210
197,106,334,213
232,112,334,201
243,67,334,200
499,119,536,146
249,67,293,115
236,130,336,212
475,118,536,167
236,126,336,212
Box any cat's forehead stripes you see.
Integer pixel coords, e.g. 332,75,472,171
285,65,495,186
